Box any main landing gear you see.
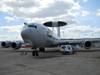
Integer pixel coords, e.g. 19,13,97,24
32,48,39,56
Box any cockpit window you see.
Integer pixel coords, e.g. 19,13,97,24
28,24,37,28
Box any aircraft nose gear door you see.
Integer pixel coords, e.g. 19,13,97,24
60,45,74,55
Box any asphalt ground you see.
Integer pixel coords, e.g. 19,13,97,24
0,48,100,75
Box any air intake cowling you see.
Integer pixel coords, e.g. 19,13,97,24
11,41,22,49
84,41,92,49
1,41,11,48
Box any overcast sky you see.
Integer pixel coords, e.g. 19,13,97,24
0,0,100,41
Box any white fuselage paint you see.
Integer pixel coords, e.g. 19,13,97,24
21,23,60,48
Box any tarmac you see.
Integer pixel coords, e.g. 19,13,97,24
0,48,100,75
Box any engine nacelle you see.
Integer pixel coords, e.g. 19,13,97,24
1,41,11,48
60,45,74,55
84,41,92,49
11,41,22,49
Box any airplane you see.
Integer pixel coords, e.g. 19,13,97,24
1,21,100,56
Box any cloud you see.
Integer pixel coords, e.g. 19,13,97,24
4,16,15,22
0,34,22,41
0,0,79,22
67,2,82,17
33,1,72,18
0,0,54,18
60,24,100,38
31,14,76,24
0,25,23,41
83,0,88,2
96,9,100,17
0,25,23,33
81,10,90,17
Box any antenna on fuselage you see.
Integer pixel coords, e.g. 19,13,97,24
24,22,28,25
43,21,67,37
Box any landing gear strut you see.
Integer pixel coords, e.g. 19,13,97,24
32,48,39,56
39,47,45,52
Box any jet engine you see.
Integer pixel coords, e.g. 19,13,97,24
84,41,92,49
60,45,75,55
1,41,11,48
11,41,22,49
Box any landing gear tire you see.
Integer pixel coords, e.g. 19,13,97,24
39,47,45,52
32,50,39,56
32,51,35,56
72,50,75,54
62,51,70,55
36,51,39,56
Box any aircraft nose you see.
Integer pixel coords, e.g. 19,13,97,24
21,29,29,39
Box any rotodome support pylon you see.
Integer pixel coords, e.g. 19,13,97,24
43,21,67,37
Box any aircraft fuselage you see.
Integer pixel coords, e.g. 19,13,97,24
21,23,59,48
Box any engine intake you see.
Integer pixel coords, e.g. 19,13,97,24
11,42,22,49
1,41,11,48
84,41,92,49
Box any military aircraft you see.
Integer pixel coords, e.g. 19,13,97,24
1,21,100,56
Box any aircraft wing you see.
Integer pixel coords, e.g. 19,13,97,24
58,38,100,49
